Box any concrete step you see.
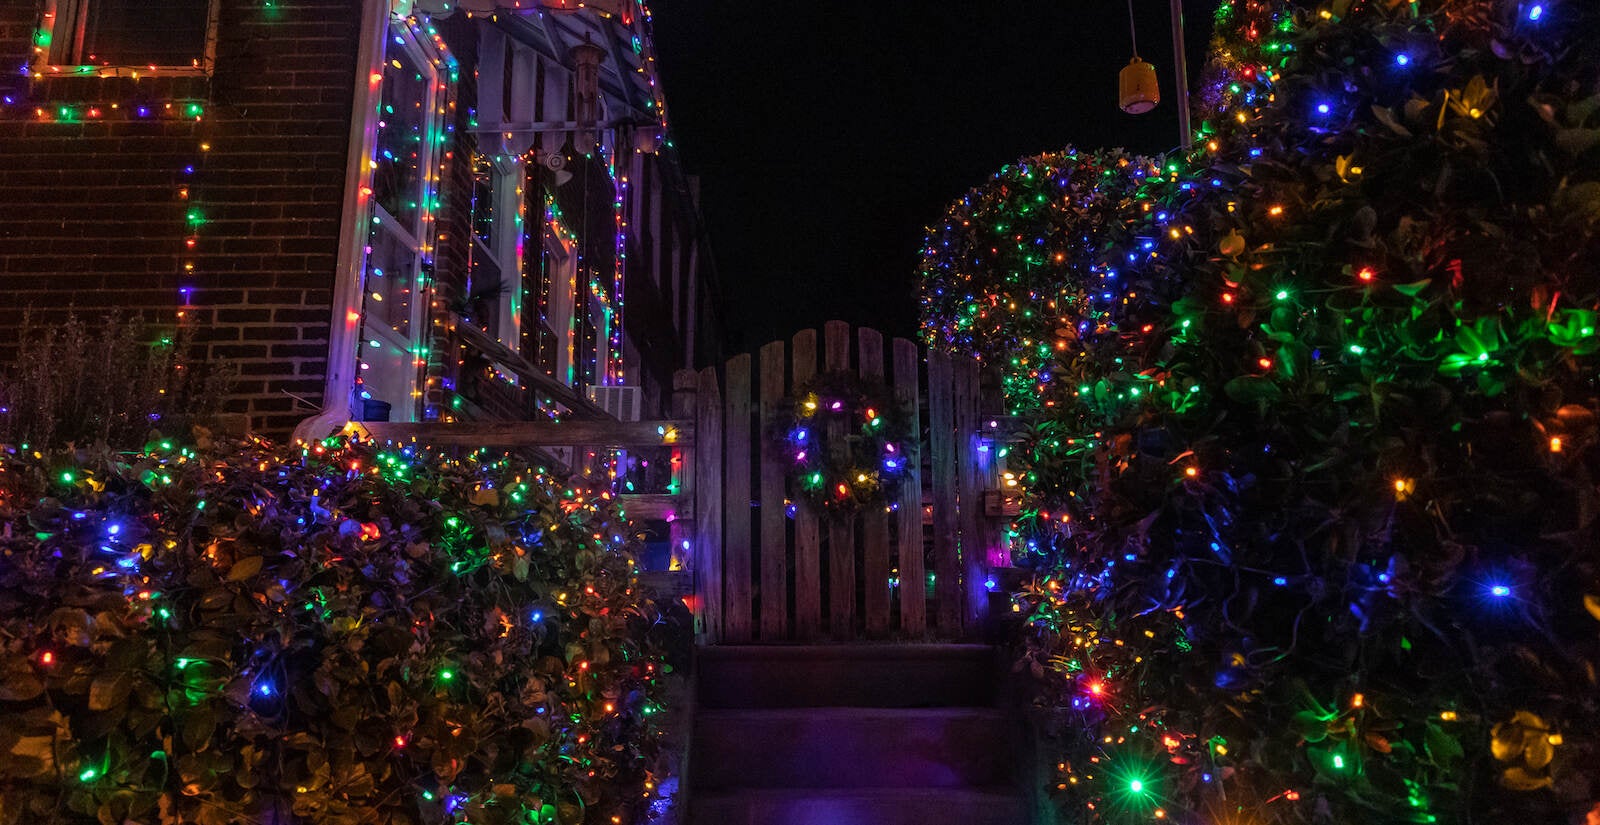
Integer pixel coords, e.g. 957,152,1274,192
693,707,1019,790
695,644,998,709
691,787,1029,825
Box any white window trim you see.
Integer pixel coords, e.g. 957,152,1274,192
356,15,446,422
33,0,220,78
544,225,578,386
465,157,524,387
296,0,454,440
295,0,390,443
489,160,524,349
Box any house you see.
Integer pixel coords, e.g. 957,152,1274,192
0,0,721,438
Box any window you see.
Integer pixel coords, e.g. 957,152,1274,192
42,0,216,71
466,158,520,345
356,18,445,421
531,197,578,387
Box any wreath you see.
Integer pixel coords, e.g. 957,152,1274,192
769,370,915,517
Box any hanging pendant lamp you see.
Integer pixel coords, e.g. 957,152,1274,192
1118,0,1160,114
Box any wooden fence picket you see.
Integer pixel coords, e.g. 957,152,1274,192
955,357,985,635
722,354,753,643
758,341,788,641
892,338,926,637
824,321,856,639
694,367,723,644
791,329,822,640
927,349,961,635
858,328,891,638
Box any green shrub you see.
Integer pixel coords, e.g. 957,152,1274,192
923,0,1600,820
0,435,682,825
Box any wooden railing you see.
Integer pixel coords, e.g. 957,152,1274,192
362,321,1005,645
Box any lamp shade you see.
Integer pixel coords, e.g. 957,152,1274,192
1119,57,1160,114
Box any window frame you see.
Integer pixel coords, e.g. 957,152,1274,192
463,156,527,395
35,0,220,78
538,209,579,387
355,14,447,422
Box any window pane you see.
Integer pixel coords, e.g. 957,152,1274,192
536,323,558,380
577,294,600,386
371,43,431,234
470,164,496,248
78,0,209,67
365,226,415,338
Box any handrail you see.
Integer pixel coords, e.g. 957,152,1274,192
358,418,691,448
447,312,610,419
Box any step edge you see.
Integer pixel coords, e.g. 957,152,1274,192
692,787,1027,801
695,707,1014,722
697,644,995,661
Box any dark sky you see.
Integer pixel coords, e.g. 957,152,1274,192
650,1,1216,351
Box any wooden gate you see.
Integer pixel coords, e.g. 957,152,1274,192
681,321,1003,644
364,321,1006,644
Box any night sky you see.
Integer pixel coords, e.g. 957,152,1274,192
650,0,1217,352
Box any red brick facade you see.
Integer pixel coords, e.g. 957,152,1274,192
0,0,719,438
0,0,360,434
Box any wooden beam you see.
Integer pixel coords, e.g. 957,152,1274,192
638,570,692,598
360,419,693,448
616,493,692,522
668,369,698,577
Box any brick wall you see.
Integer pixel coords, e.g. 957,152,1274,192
0,0,362,437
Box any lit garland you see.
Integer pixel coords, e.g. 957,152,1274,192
924,0,1600,822
0,434,681,825
770,371,913,517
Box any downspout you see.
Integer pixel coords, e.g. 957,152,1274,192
292,0,391,444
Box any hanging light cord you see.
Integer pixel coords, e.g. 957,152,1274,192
1127,0,1140,58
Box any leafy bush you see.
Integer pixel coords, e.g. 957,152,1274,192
924,0,1600,821
0,435,682,825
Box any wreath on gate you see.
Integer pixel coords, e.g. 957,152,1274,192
770,370,914,517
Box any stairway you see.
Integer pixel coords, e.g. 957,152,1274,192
688,645,1032,825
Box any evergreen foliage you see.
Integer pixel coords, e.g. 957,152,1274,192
0,436,681,825
921,0,1600,820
